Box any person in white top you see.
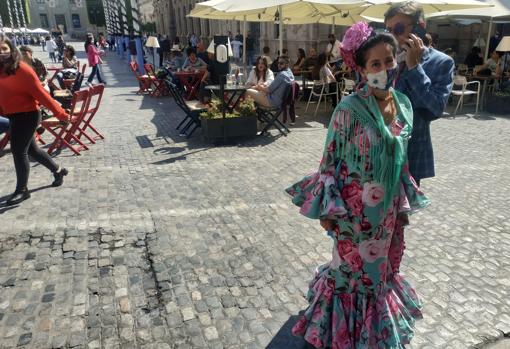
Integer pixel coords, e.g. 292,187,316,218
326,34,342,69
317,53,338,108
246,56,275,88
261,46,273,66
46,36,57,63
231,39,242,61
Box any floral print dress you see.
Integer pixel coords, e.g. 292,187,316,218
286,89,430,349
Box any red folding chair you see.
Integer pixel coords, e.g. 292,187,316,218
0,134,9,151
77,84,105,144
41,89,91,156
130,61,153,95
144,63,169,97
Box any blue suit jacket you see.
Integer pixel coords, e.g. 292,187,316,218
395,47,454,181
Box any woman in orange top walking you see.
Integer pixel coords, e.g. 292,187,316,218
0,35,70,206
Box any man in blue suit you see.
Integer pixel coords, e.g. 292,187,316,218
385,2,454,186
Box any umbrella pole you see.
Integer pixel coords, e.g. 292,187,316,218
243,16,247,71
331,17,335,34
484,18,493,60
279,5,283,55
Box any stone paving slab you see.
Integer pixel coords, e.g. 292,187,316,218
0,43,509,348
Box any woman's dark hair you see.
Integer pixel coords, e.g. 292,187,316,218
65,45,75,57
355,32,398,69
317,52,328,67
255,56,269,82
84,36,94,53
298,48,306,60
0,35,21,76
186,47,196,56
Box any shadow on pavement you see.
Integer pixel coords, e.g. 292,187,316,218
266,314,313,349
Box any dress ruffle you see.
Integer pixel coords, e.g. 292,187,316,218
292,263,422,349
285,165,348,220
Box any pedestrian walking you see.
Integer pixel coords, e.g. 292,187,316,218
0,35,70,206
287,22,429,348
46,36,57,63
85,34,106,86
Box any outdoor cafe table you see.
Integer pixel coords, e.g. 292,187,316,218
174,70,205,100
205,84,247,112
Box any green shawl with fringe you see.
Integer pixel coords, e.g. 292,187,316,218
336,87,413,211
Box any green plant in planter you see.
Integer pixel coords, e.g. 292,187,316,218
200,99,238,119
237,97,257,117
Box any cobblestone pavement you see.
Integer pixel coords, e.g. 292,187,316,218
0,44,509,349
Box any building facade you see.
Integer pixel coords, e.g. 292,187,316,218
27,0,102,39
138,0,155,25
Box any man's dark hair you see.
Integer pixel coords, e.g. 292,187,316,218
355,32,398,69
0,34,21,76
186,47,196,56
278,55,290,65
328,34,336,40
384,1,424,25
263,46,270,54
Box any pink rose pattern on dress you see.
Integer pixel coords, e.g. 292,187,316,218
362,182,385,207
286,108,428,348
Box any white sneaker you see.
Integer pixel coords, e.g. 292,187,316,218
85,82,93,87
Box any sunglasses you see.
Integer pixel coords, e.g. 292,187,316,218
386,22,412,36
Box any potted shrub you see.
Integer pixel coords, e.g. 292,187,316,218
486,89,510,114
200,97,257,141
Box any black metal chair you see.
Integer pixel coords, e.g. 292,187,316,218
256,82,298,136
166,80,206,138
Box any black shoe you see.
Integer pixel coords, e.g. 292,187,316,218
52,168,68,187
6,190,31,206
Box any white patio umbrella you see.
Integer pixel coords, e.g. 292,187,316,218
0,27,13,33
189,0,367,65
427,0,510,58
29,28,50,34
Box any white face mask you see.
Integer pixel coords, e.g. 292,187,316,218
366,65,398,90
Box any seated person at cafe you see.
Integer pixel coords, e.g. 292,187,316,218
167,45,185,71
245,56,294,108
464,46,484,69
56,45,79,88
477,50,502,76
198,50,222,103
261,46,273,66
246,56,274,88
19,45,48,84
316,53,338,108
270,48,289,73
292,48,306,74
303,47,319,80
181,48,208,71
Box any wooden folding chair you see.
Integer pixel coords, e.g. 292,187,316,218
78,84,105,144
130,61,153,95
144,63,169,97
41,89,91,155
0,134,9,151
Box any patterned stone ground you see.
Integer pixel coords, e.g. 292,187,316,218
0,44,509,349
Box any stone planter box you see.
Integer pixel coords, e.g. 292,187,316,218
485,93,510,114
201,115,257,141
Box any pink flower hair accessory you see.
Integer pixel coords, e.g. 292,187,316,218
340,21,374,71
